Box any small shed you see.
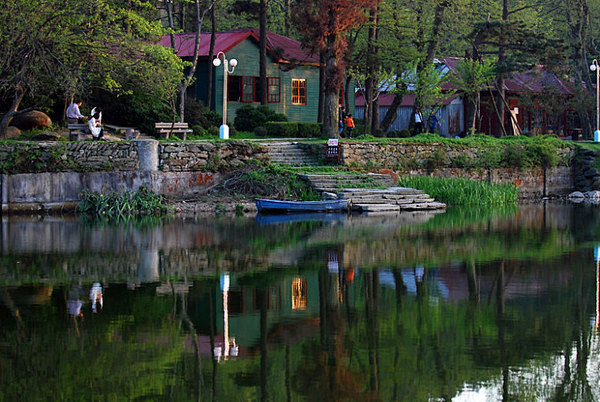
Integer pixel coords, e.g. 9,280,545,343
355,93,464,137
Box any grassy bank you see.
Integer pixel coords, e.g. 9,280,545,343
396,176,519,205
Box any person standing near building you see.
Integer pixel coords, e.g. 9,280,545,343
66,100,87,124
413,109,423,136
344,114,355,139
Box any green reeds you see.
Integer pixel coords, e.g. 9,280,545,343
77,186,171,218
397,176,519,205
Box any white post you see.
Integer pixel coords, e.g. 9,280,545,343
213,52,237,140
591,60,599,142
221,58,229,139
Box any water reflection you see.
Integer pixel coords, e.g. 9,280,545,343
1,203,600,400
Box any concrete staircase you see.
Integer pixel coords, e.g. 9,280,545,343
300,173,446,212
261,141,320,166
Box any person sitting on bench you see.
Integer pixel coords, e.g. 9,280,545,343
88,112,104,140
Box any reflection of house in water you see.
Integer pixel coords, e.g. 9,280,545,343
379,261,577,302
188,272,321,358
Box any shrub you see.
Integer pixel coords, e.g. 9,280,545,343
254,126,267,137
234,105,287,131
185,98,222,129
265,121,298,137
297,122,321,138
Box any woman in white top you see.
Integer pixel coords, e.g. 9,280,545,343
88,112,104,140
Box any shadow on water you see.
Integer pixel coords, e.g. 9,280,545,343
1,201,600,400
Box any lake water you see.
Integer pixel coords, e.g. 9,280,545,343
1,202,599,401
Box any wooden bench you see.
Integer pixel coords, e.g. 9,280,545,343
155,122,193,140
68,124,90,141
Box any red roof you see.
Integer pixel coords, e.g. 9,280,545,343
160,29,319,64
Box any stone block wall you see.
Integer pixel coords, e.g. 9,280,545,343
159,140,268,172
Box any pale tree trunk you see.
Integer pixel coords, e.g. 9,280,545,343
0,86,25,138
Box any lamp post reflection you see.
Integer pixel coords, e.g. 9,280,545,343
215,274,238,362
595,247,600,332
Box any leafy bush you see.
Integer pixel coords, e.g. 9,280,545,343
265,122,298,137
254,126,267,137
297,122,322,138
234,105,287,131
185,98,222,129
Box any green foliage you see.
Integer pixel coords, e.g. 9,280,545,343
76,187,171,218
184,98,222,130
254,126,268,137
397,176,519,205
233,105,287,132
0,143,84,173
386,129,412,138
297,122,322,138
216,164,320,200
0,0,184,137
265,122,298,137
452,59,496,96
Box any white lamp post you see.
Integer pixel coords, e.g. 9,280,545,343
213,52,238,140
590,59,599,142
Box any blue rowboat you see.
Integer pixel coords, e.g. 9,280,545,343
255,198,349,213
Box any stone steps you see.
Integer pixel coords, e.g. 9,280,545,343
261,142,320,166
300,173,446,212
300,173,394,192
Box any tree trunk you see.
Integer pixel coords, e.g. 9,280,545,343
323,35,340,138
0,87,25,139
206,0,217,109
380,95,403,132
495,0,509,136
318,51,326,123
364,77,373,135
259,0,268,105
285,0,291,37
380,0,450,133
370,6,380,135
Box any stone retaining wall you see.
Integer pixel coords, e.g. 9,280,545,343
0,139,580,211
0,140,268,173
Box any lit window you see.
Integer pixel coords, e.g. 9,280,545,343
292,79,307,105
268,77,280,103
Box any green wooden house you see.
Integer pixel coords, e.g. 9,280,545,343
161,29,323,123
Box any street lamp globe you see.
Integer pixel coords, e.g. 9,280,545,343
229,59,238,68
213,58,222,67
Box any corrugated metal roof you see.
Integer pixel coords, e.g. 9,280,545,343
160,29,319,64
355,93,456,107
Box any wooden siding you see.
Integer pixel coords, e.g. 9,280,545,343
209,38,320,124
